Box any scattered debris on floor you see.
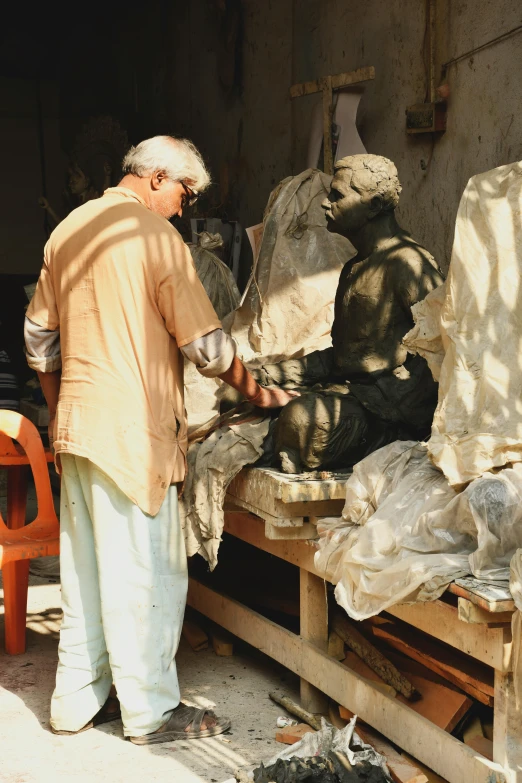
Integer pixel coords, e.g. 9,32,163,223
237,717,393,783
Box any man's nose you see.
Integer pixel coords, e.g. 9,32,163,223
321,197,331,209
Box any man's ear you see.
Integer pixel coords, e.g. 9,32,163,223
151,170,167,191
369,195,383,217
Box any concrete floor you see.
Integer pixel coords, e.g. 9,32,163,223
0,567,300,783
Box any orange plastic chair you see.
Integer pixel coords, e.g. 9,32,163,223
0,410,59,654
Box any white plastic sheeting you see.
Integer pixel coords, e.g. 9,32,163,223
315,440,522,621
428,161,522,487
403,282,446,383
180,413,270,569
225,169,354,366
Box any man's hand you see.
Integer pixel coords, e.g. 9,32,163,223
250,387,300,409
218,356,299,409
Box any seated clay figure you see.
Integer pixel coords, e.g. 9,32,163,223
267,154,444,473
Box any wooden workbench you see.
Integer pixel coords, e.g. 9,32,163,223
187,468,521,783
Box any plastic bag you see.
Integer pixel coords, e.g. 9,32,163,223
185,232,241,430
188,231,241,320
225,169,354,366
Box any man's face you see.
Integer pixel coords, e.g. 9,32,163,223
322,168,376,235
149,175,187,219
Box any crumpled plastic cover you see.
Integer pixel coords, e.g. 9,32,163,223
402,282,446,383
315,440,522,620
428,161,522,486
180,414,270,569
224,169,354,366
188,231,241,321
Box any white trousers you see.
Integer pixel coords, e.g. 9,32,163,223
50,454,188,737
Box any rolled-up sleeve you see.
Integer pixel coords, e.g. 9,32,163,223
24,317,61,373
181,328,236,377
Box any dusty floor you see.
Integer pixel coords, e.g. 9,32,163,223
0,567,300,783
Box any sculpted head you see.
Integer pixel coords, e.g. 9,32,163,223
322,154,402,236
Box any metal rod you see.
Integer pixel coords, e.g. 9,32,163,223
429,0,436,103
442,23,522,74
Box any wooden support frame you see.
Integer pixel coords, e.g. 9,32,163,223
387,601,512,671
289,66,375,175
188,577,506,783
215,511,522,782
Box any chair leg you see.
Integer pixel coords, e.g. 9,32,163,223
4,466,29,654
3,559,30,654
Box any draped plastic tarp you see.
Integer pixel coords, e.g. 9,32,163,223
225,169,354,366
428,161,522,486
315,441,522,621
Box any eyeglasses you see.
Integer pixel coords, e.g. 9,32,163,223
181,181,199,208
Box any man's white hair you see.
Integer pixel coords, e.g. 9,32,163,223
122,135,211,193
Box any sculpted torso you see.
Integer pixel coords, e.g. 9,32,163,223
332,235,443,377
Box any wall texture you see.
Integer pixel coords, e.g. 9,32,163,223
171,0,522,274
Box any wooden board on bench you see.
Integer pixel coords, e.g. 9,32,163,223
448,576,515,614
226,467,348,527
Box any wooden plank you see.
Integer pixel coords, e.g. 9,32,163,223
355,723,428,783
343,652,472,732
276,724,316,744
369,619,495,706
224,512,321,575
289,66,375,98
182,619,208,652
209,624,234,656
493,670,522,778
466,736,493,761
458,597,513,626
333,611,417,700
300,569,329,713
265,521,318,540
226,495,305,527
448,578,515,613
226,488,343,521
342,652,397,698
328,631,346,661
187,579,506,783
230,468,351,503
387,601,512,671
322,75,334,175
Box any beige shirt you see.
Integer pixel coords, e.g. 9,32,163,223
27,187,221,515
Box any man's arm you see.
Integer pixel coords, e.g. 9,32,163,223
181,329,298,408
24,317,61,446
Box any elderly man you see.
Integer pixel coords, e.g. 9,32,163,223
25,136,295,744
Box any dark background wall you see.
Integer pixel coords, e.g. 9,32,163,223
1,0,521,283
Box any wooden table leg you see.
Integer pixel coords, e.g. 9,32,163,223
494,669,522,782
300,568,329,715
3,466,29,655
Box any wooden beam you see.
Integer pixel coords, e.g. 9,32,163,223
290,66,375,99
493,670,522,780
300,569,329,713
458,597,513,627
368,618,494,707
448,579,515,614
224,512,321,575
387,601,512,672
187,579,506,783
322,75,334,175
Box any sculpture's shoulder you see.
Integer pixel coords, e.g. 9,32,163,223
387,236,443,285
